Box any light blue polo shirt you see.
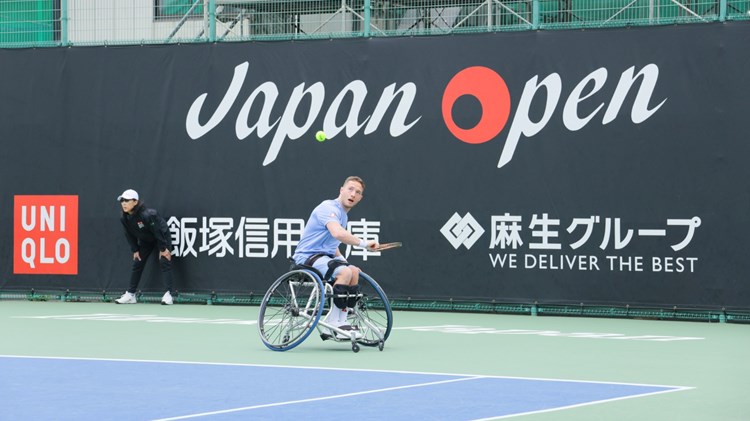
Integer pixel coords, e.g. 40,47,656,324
293,199,348,264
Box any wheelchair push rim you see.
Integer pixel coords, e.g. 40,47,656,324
257,269,324,351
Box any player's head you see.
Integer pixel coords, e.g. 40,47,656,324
339,176,365,210
343,176,365,191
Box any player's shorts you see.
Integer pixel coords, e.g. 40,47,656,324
296,254,349,281
315,255,350,281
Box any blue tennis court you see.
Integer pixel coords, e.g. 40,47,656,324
0,355,688,420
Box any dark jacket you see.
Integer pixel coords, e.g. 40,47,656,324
121,203,172,252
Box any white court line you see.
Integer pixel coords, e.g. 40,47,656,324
0,355,694,421
12,313,257,325
393,325,704,342
0,354,692,390
11,314,702,339
472,387,692,420
151,376,484,421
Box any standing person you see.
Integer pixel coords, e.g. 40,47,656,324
114,189,175,305
292,176,378,339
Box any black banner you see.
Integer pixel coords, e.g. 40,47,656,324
1,22,749,309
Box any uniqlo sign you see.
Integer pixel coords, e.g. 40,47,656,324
14,195,79,275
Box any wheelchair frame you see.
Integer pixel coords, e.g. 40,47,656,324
257,265,393,353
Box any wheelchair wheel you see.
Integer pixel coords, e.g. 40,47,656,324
349,272,393,348
258,269,324,351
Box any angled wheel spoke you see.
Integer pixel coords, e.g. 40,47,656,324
258,270,323,351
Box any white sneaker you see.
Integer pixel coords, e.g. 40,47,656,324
115,292,136,304
161,291,173,305
335,325,362,340
319,313,340,340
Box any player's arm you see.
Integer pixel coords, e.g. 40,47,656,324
326,221,378,249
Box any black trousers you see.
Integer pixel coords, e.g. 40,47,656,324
128,241,173,294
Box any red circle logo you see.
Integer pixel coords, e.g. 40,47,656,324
442,66,511,144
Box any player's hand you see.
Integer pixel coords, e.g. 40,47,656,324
366,240,379,250
133,251,141,261
159,249,172,261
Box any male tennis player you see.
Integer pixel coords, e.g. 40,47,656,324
292,176,378,339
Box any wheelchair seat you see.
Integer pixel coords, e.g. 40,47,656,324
288,260,325,282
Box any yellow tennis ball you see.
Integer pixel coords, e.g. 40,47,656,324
315,131,327,142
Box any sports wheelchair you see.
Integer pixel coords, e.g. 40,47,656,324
257,261,393,353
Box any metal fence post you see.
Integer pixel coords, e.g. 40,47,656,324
532,0,539,30
60,0,69,46
487,0,492,32
719,0,727,21
208,0,216,42
364,0,371,37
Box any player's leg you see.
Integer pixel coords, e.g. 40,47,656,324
309,257,345,323
328,265,365,339
341,265,361,325
309,257,359,338
348,265,361,286
329,264,355,325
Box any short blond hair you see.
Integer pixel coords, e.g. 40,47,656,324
344,176,365,191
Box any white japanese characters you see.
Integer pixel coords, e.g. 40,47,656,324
489,213,700,252
444,212,702,274
166,216,382,261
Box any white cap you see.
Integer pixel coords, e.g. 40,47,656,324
117,189,139,201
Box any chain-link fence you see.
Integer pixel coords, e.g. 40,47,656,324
0,1,749,46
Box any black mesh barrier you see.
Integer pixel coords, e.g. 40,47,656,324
0,22,749,311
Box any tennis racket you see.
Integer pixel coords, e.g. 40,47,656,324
371,242,402,251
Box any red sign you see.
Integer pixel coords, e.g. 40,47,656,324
14,195,79,275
